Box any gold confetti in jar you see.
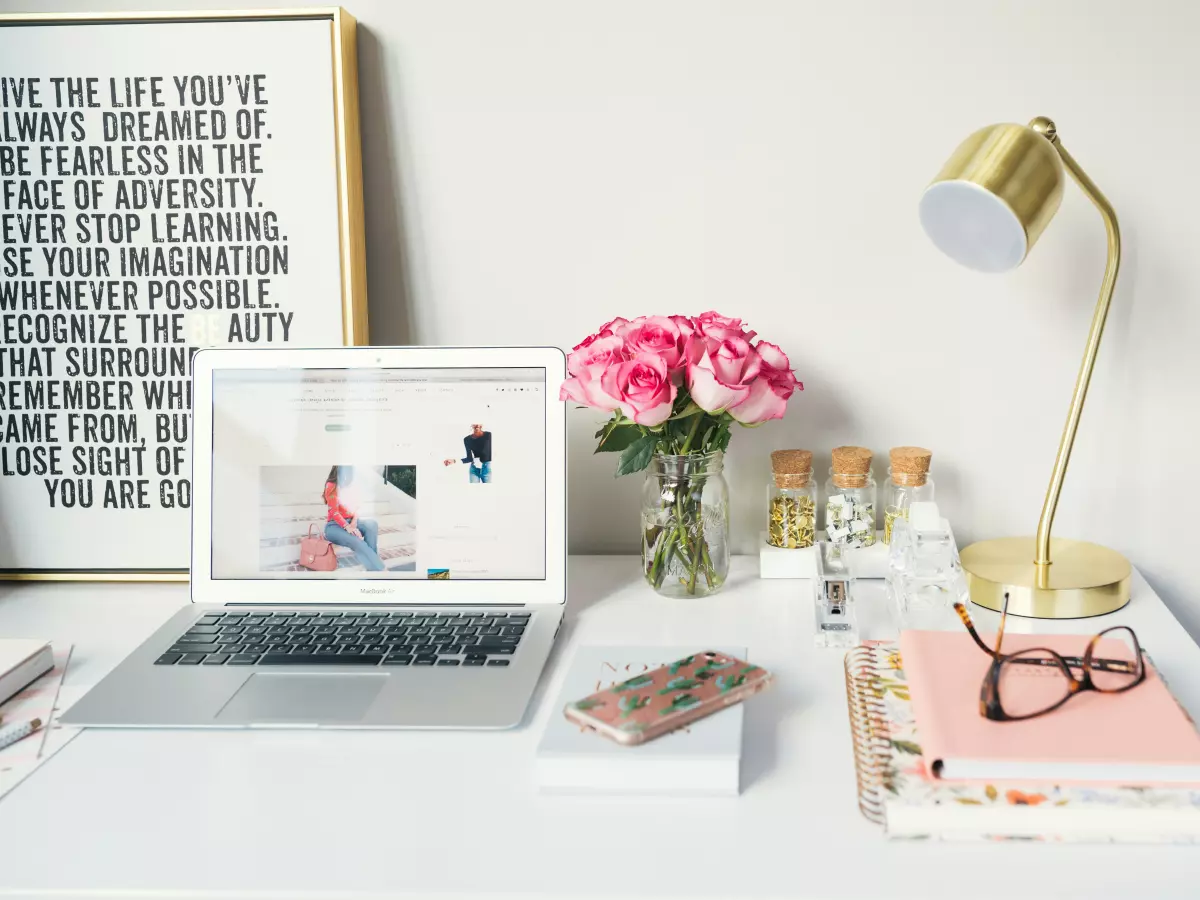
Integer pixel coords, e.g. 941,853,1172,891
883,446,934,545
767,449,816,549
824,446,876,548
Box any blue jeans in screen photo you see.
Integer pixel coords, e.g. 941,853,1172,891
469,461,491,483
324,518,385,571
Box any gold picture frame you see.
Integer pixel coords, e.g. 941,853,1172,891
0,8,368,581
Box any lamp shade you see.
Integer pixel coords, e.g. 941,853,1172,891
919,123,1064,273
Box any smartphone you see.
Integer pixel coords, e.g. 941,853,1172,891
562,650,772,745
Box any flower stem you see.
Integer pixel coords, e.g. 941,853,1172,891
679,414,704,455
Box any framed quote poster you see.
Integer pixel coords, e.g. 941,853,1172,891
0,9,368,580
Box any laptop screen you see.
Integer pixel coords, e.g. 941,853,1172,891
209,366,547,581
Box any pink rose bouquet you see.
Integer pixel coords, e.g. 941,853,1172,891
561,312,801,595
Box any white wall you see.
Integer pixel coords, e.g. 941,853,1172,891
9,0,1199,636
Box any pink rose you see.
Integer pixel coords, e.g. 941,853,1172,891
729,340,801,424
670,315,696,340
694,310,757,344
562,333,630,410
566,333,627,377
623,315,686,372
686,333,762,413
599,352,677,425
560,366,621,411
597,316,631,337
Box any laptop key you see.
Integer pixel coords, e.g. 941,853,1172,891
383,655,413,666
487,659,511,667
463,658,485,666
170,642,219,654
502,626,526,636
194,618,223,628
228,654,261,665
202,654,230,665
508,613,530,620
365,644,390,654
476,646,515,655
154,652,182,665
178,633,218,642
437,659,461,666
178,653,207,665
260,653,385,665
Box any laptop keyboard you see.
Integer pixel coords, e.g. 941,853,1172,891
153,611,529,668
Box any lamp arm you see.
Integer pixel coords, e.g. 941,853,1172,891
1033,137,1121,568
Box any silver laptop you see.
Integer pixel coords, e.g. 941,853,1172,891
63,346,567,729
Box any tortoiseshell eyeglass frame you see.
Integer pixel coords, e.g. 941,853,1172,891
952,593,1147,722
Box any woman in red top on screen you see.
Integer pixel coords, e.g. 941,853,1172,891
322,466,385,571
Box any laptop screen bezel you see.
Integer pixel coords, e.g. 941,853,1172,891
189,346,567,606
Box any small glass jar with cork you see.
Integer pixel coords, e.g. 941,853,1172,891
883,446,934,545
767,449,816,549
824,446,876,548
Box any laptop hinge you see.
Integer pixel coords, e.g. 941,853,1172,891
220,602,530,608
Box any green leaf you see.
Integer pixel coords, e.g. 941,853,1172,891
889,739,923,756
668,401,702,420
615,435,656,477
596,425,641,453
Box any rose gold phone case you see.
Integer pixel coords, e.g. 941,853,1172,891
562,650,772,745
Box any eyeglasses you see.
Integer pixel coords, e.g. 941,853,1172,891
953,593,1146,722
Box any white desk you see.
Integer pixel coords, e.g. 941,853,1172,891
1,556,1198,899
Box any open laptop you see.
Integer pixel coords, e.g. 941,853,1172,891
62,346,567,729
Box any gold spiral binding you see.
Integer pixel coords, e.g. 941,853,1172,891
843,645,894,826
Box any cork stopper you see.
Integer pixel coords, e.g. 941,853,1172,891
889,446,932,487
771,449,813,489
831,445,872,488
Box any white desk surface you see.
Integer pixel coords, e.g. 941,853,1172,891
1,556,1198,899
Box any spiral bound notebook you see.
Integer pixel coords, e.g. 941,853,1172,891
844,642,1200,842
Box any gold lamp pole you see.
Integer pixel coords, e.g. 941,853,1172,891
919,117,1131,618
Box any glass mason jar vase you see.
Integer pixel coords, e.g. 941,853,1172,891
641,451,730,598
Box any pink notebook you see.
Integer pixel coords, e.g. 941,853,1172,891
900,630,1200,785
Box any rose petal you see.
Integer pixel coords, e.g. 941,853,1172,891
688,351,750,413
729,377,789,424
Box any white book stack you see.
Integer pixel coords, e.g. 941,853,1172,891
0,639,53,706
536,645,746,796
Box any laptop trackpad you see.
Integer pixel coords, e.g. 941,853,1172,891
215,673,387,724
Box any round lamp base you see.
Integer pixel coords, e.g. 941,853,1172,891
961,536,1131,619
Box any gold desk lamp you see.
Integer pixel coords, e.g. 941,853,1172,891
918,117,1131,618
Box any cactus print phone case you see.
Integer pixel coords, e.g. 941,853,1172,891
562,650,772,745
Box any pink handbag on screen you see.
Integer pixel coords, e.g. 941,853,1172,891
299,523,338,571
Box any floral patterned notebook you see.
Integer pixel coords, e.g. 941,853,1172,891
845,642,1200,842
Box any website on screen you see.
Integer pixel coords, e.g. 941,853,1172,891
209,367,547,580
